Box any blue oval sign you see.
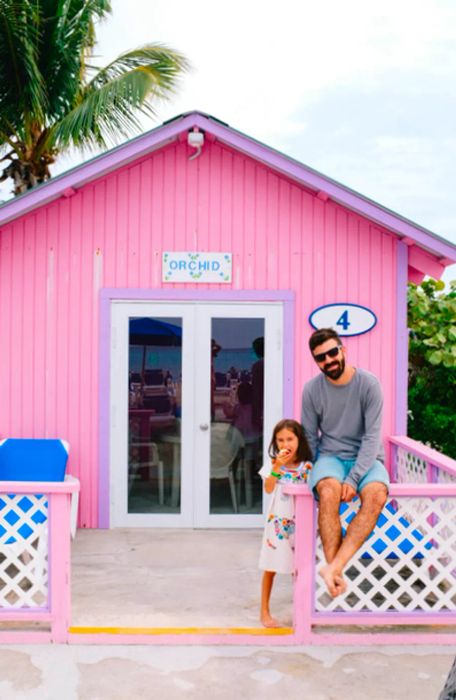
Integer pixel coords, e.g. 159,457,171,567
309,303,377,337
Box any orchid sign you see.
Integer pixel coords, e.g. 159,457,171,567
162,252,232,283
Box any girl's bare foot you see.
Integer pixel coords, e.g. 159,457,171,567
260,612,281,628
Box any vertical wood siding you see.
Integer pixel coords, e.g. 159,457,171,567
0,140,398,527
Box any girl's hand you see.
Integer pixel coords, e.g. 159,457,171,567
271,457,286,474
264,474,279,494
275,448,292,467
264,458,286,494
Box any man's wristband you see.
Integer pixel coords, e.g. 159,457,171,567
270,471,281,478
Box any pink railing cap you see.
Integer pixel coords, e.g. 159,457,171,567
390,435,456,474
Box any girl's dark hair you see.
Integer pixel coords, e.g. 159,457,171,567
268,419,312,462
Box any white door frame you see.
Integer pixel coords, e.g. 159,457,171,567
99,289,295,529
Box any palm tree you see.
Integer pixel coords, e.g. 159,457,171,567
0,0,188,195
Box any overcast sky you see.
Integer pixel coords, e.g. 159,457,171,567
3,0,455,281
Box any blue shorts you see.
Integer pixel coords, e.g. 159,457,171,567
308,455,390,497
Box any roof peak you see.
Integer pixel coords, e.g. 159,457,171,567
0,110,454,265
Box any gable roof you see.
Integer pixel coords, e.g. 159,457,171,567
0,110,455,269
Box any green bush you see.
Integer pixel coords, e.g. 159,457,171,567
407,279,456,458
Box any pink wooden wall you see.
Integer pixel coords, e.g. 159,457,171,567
0,139,397,527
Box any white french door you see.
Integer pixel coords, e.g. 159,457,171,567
110,301,283,528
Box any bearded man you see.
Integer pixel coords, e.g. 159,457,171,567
301,327,389,597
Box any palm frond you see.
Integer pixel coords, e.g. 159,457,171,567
38,0,112,122
88,44,189,94
52,44,189,151
0,4,189,193
0,0,47,127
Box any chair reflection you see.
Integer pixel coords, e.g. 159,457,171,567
210,423,245,513
128,440,164,505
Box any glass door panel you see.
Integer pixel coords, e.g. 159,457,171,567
209,317,264,515
193,302,283,528
128,317,182,514
110,302,195,527
111,300,283,528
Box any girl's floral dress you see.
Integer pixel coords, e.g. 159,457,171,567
258,461,312,574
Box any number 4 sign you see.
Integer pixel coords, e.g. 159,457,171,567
309,303,377,337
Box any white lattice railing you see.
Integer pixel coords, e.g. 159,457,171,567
287,438,456,643
0,477,79,644
390,435,456,485
312,439,456,616
0,494,49,609
314,492,456,614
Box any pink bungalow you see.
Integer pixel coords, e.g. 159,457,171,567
0,111,456,644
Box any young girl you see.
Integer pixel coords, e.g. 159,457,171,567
259,418,312,628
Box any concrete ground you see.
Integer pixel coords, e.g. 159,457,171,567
1,529,454,699
71,528,290,628
0,644,453,699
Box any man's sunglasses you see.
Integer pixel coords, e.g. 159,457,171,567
312,345,342,363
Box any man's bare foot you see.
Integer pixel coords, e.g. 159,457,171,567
319,564,347,598
260,612,281,628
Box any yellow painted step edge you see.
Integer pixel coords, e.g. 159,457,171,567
69,626,294,636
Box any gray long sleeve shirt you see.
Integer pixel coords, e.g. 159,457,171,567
301,368,384,489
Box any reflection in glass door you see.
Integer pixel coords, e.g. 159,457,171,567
193,303,283,528
127,317,183,515
110,301,283,528
110,302,195,527
209,318,264,515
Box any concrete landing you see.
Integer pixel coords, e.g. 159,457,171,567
71,528,291,628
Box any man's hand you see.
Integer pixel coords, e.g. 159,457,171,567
341,483,357,502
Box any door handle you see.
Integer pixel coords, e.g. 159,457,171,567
199,423,209,431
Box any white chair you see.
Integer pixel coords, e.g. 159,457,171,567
128,440,164,505
210,423,245,513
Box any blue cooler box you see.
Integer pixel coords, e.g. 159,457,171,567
0,439,69,481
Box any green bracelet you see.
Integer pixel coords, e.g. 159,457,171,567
270,471,281,478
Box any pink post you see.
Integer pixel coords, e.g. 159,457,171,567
390,442,398,481
285,484,314,644
48,492,72,643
